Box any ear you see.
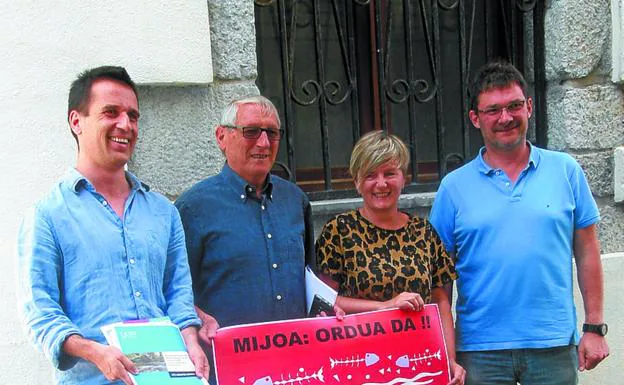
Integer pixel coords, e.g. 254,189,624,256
68,110,82,136
526,97,533,118
468,110,481,129
215,125,228,152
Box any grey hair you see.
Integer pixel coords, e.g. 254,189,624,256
219,95,281,128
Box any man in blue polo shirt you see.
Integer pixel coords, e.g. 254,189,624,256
429,61,609,384
175,96,316,384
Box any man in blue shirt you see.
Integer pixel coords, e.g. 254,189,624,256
16,66,208,385
175,96,317,380
429,61,609,384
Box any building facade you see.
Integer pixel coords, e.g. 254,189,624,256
1,1,622,384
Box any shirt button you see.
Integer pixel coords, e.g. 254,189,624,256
267,233,272,239
505,182,510,187
129,258,135,264
272,263,278,269
276,295,282,301
134,291,141,297
495,171,500,176
102,200,108,206
240,194,245,200
261,205,265,210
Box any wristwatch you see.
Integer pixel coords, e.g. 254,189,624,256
582,323,608,336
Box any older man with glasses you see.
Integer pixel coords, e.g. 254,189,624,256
175,96,316,384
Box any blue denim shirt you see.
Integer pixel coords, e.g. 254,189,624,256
16,168,200,385
175,164,314,328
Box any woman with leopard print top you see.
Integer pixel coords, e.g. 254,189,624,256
315,130,465,385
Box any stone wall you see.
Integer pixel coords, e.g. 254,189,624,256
544,1,623,383
129,0,260,197
545,0,624,254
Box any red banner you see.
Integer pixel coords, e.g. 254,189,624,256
213,305,450,385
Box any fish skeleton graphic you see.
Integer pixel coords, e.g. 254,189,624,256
330,352,380,368
252,367,324,385
395,350,441,368
362,370,443,385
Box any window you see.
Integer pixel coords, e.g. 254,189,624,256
255,0,545,199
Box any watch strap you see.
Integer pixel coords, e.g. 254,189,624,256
582,323,608,336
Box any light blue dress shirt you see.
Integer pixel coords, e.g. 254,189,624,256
16,168,199,385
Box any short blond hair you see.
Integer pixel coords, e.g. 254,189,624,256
349,130,410,181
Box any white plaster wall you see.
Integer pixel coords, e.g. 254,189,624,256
0,1,212,383
1,1,213,84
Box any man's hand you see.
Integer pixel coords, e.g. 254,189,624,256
63,335,137,385
447,360,466,385
578,332,609,371
195,306,220,348
181,327,210,380
91,344,137,385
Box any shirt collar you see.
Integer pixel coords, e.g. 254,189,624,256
476,141,539,175
221,163,274,202
64,168,150,194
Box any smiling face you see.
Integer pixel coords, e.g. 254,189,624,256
216,103,280,189
69,78,139,172
469,82,532,152
356,161,406,214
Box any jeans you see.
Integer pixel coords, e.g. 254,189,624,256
457,345,578,385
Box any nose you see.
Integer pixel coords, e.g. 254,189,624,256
256,130,271,148
375,175,388,186
498,107,513,123
117,112,131,130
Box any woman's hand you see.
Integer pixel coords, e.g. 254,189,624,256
447,360,466,385
381,291,424,311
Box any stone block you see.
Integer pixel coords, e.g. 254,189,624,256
130,81,259,198
208,0,257,80
545,0,609,80
615,146,624,202
596,199,624,253
130,85,217,198
208,81,261,120
574,150,613,197
547,84,624,151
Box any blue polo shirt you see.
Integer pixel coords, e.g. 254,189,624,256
429,144,599,351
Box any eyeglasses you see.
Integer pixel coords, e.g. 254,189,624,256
477,100,526,118
222,125,285,141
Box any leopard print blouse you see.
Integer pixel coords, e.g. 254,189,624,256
315,209,456,304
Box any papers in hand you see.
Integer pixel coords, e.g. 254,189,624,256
305,265,338,316
101,317,208,385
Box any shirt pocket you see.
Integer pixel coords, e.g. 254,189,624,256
277,234,305,269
